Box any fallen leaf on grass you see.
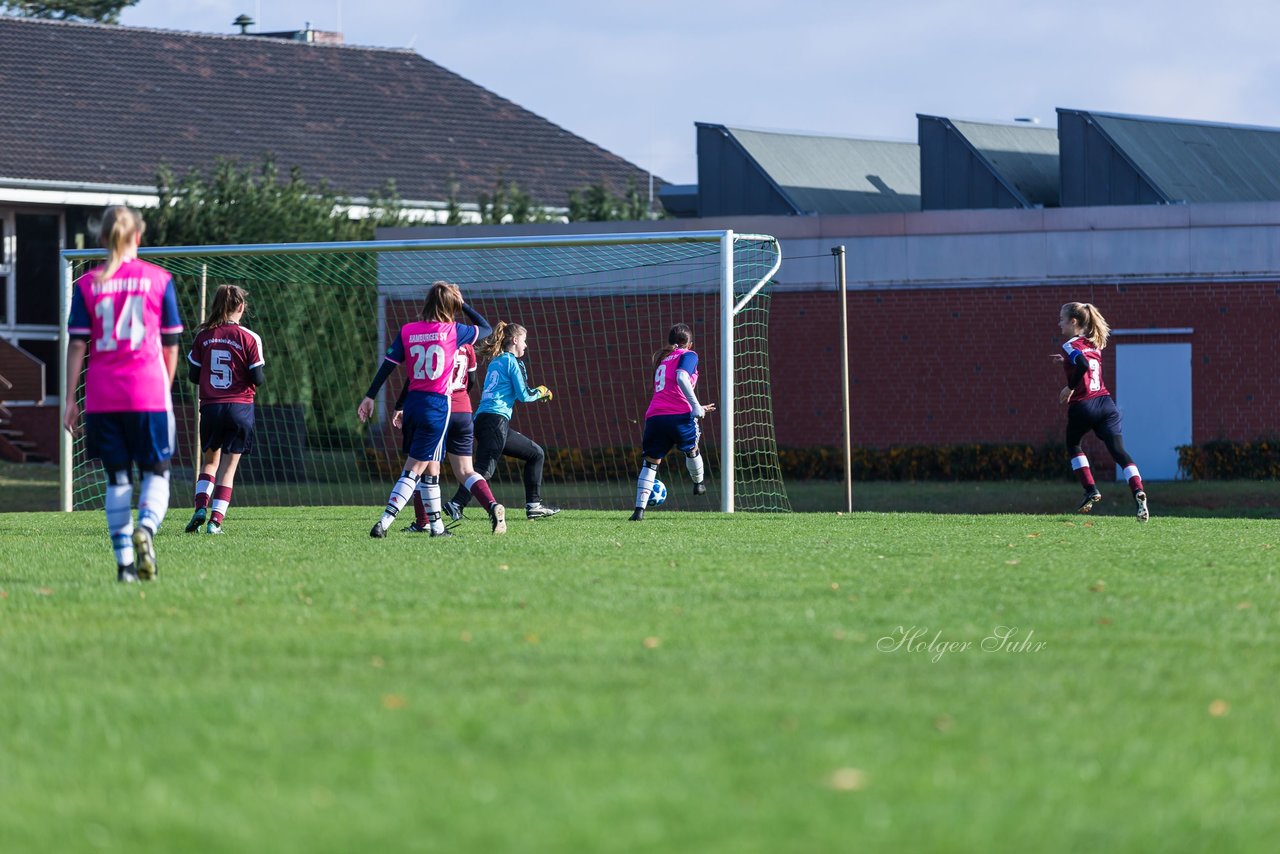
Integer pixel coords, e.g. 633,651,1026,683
35,587,53,596
460,631,472,643
370,656,385,668
381,693,407,710
1026,532,1042,538
828,768,868,791
1097,617,1112,625
525,633,540,645
1237,602,1253,611
933,715,954,732
1005,560,1020,566
643,636,661,649
1209,699,1230,717
1089,580,1106,593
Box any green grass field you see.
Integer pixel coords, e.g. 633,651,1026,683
2,503,1278,852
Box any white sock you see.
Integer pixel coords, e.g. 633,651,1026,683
380,470,419,528
423,475,444,535
634,465,657,508
137,471,170,533
106,478,134,566
685,453,704,484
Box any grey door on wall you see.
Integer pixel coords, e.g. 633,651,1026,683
1114,343,1192,480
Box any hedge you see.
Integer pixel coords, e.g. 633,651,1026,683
1177,439,1280,480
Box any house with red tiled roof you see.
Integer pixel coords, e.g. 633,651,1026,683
0,15,659,459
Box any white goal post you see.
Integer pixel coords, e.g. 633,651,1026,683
60,230,787,513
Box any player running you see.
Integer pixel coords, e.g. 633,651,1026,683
63,205,183,582
184,284,265,535
357,282,503,537
1053,301,1149,522
629,323,713,521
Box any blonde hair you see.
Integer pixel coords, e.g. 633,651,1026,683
420,280,463,323
95,205,145,283
1061,302,1111,350
652,322,693,370
199,284,248,332
478,321,526,361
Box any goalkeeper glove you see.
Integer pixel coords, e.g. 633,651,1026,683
534,385,553,402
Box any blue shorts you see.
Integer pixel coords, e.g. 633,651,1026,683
200,403,255,455
400,391,450,463
642,413,701,459
85,410,175,472
446,411,474,457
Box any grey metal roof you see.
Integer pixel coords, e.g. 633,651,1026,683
724,127,920,214
1083,110,1280,203
948,119,1059,206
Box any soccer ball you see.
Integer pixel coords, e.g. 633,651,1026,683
648,479,668,507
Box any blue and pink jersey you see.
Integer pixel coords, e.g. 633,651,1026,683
645,348,699,419
67,258,183,413
384,320,481,396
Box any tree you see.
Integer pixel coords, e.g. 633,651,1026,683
0,0,140,23
567,177,656,222
148,155,405,246
476,174,553,225
145,155,409,444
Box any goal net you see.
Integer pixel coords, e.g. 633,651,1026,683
60,230,790,513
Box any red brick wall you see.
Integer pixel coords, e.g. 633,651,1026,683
767,282,1280,448
385,282,1278,462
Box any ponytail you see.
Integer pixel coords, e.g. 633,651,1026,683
478,321,525,361
652,322,693,370
1061,302,1111,350
1084,304,1111,350
199,284,249,332
95,205,144,284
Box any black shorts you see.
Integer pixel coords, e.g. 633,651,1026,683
446,411,474,457
200,402,256,455
1066,395,1122,447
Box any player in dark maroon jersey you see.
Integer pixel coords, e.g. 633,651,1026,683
184,285,265,534
1052,302,1149,522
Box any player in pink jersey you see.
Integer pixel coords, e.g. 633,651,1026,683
63,206,183,582
357,281,502,537
391,341,507,532
1052,302,1149,522
629,323,715,521
184,285,265,535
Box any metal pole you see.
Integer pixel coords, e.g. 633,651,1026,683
833,246,852,514
720,230,735,512
194,264,207,483
58,255,73,512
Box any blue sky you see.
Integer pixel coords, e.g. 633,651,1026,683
120,0,1280,185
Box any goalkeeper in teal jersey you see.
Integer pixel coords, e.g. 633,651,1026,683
445,321,561,521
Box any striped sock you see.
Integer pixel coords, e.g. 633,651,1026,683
464,473,496,511
209,484,232,526
1123,464,1145,495
413,486,429,527
379,470,419,529
1071,454,1095,491
194,473,214,510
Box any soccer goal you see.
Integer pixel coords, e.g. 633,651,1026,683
60,230,789,513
